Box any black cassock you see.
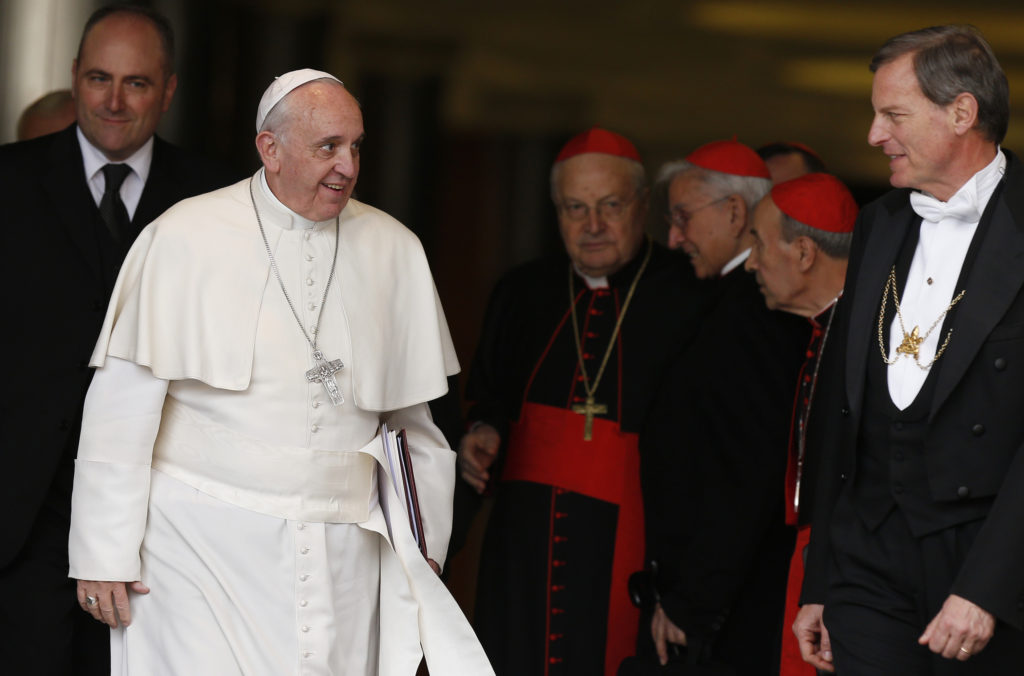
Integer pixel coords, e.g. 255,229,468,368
639,266,810,674
466,242,706,675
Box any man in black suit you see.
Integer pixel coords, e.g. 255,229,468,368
795,25,1024,674
0,5,233,674
636,140,808,674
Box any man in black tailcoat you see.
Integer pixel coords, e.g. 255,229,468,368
795,25,1024,675
0,5,233,674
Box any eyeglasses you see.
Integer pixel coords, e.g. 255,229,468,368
666,195,729,229
558,194,637,222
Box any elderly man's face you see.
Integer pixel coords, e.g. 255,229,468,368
666,171,737,279
867,52,961,199
554,153,647,278
72,14,177,161
745,197,804,311
264,83,363,222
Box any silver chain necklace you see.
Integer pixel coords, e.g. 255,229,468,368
249,178,345,405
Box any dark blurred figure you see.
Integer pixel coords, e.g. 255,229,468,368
637,140,808,674
757,142,826,185
16,89,76,140
744,173,857,675
459,127,704,675
0,4,235,674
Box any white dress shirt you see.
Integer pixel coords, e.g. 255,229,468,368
887,150,1006,409
77,127,154,220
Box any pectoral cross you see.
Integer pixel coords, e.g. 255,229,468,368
896,326,923,359
306,350,345,405
571,396,607,441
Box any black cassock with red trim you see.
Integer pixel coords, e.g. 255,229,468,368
466,242,705,676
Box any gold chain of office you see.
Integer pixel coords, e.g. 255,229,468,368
568,239,653,440
877,266,965,370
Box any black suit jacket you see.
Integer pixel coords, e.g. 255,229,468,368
0,125,236,568
804,150,1024,629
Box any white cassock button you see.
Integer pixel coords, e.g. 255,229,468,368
305,254,314,262
299,574,309,582
299,599,308,607
303,651,312,658
300,546,310,555
305,278,314,286
301,625,310,633
307,302,315,311
304,232,311,241
311,425,319,433
312,401,320,409
297,523,305,530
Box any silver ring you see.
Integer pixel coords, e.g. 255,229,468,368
85,595,98,607
959,646,970,655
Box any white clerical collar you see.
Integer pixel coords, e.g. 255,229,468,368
720,248,751,277
257,167,334,231
572,264,609,289
77,126,153,187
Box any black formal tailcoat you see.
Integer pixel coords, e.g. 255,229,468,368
0,125,236,568
640,265,809,672
804,150,1024,631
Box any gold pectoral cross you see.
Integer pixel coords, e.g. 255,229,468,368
571,396,607,441
896,326,923,358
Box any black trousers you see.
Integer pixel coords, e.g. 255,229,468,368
0,502,109,676
823,490,1024,675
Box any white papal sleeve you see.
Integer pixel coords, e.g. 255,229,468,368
68,357,168,582
383,403,456,569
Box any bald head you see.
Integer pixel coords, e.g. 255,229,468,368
17,90,76,140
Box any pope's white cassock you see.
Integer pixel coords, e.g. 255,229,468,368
68,170,494,675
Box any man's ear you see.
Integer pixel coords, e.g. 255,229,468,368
795,236,818,272
255,131,280,173
950,92,979,137
728,194,747,238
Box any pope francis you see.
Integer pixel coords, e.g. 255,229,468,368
68,69,492,675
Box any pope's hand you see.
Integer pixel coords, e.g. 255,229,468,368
793,603,835,672
457,424,500,493
77,579,150,628
919,594,995,660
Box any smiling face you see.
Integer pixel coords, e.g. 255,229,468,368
72,13,176,161
258,82,364,222
867,52,962,199
554,153,647,277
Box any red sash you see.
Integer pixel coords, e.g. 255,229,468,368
504,402,644,676
780,525,816,675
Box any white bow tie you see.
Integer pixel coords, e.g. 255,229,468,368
910,190,981,225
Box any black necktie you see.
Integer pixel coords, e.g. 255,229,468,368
99,163,133,243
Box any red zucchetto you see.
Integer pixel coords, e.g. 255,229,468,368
555,127,642,163
686,139,771,179
771,173,858,233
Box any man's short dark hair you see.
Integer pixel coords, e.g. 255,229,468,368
870,25,1008,144
77,3,176,76
757,142,826,175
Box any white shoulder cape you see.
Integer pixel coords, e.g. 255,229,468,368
91,175,459,411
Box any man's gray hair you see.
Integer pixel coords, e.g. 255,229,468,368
259,77,348,140
657,160,772,213
870,25,1008,144
780,215,852,259
550,156,647,202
